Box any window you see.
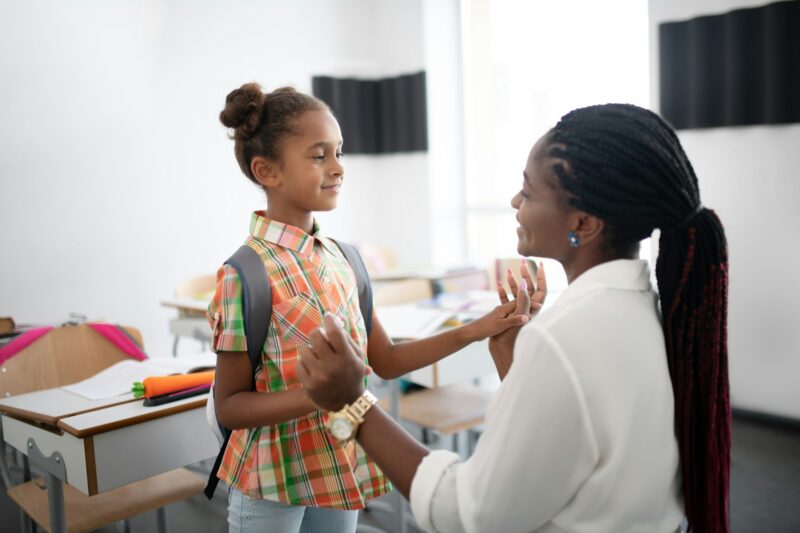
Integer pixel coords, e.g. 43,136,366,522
461,0,650,290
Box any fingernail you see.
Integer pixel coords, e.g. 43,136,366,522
329,314,342,326
519,279,527,291
520,315,529,323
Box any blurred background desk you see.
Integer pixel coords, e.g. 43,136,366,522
162,274,215,356
161,299,212,356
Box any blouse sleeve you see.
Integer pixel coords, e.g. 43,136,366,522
409,325,599,533
207,264,247,353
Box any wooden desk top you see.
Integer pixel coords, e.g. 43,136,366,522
0,388,207,438
57,394,208,438
0,389,135,427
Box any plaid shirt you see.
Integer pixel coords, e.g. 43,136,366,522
208,212,391,509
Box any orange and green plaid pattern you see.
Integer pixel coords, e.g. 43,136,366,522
208,212,391,509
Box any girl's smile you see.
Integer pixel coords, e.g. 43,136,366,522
321,181,342,194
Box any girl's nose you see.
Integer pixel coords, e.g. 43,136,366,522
331,158,343,176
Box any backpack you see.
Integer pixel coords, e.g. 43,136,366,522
203,239,373,499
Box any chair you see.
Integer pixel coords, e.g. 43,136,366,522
378,383,492,455
372,277,435,307
374,276,493,456
1,324,206,533
169,274,216,356
490,257,539,295
356,244,398,276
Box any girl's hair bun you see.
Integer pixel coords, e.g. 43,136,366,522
219,82,265,139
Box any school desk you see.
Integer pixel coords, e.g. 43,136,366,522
0,389,217,533
161,299,212,356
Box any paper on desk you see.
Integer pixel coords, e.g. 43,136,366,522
376,305,455,340
62,353,217,401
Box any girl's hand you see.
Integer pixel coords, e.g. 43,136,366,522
464,294,530,341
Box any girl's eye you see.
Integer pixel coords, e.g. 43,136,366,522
519,190,529,199
336,152,344,160
313,154,325,161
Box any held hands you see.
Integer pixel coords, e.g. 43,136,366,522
296,314,367,411
488,262,547,379
498,262,547,315
465,261,547,341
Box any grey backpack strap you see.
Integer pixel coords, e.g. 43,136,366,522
225,245,271,381
330,239,373,336
204,245,271,500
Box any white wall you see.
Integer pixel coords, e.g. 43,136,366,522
649,0,800,419
0,0,452,358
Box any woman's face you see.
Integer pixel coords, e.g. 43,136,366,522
511,137,575,260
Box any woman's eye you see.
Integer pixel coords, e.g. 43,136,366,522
312,154,325,161
336,152,344,160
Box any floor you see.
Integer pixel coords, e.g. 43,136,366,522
1,414,798,532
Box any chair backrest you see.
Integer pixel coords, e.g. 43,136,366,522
490,257,539,295
0,324,143,397
373,278,434,306
174,274,217,301
356,244,398,276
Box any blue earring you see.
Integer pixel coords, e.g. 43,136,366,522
568,231,580,248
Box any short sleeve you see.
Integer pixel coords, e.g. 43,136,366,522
207,264,247,353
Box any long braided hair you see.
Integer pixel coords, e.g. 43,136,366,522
548,104,729,533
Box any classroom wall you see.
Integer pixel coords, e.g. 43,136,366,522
649,0,800,419
0,0,467,358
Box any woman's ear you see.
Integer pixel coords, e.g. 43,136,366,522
251,156,280,189
572,213,605,247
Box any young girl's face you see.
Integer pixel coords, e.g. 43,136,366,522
511,137,574,260
274,110,344,213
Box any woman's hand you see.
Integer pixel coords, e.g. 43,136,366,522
463,262,546,341
488,262,547,379
296,314,367,411
499,261,547,313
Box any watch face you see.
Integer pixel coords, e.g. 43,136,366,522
330,416,353,441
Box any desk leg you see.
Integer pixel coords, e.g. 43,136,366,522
46,472,67,533
389,379,407,533
26,438,68,533
0,422,13,488
156,506,168,533
18,454,35,533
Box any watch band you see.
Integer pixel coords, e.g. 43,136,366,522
343,390,378,423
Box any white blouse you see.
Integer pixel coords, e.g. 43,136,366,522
409,260,684,533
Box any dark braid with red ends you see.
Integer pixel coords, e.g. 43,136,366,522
547,103,730,533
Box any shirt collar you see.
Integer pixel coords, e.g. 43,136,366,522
552,259,654,309
249,211,335,256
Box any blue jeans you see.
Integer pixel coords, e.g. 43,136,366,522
227,488,359,533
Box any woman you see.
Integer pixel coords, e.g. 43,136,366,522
297,104,729,533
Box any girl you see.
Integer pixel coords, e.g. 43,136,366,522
209,83,534,533
298,103,730,533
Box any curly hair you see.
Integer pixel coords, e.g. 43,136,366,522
219,83,328,184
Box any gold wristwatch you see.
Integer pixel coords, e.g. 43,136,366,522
326,390,378,442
